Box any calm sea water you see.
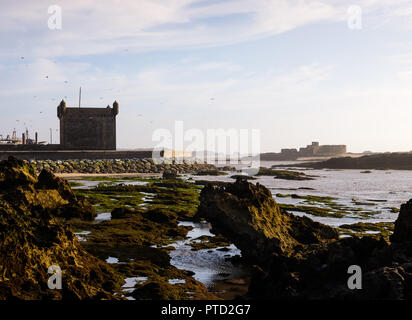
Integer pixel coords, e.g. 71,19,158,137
199,160,412,226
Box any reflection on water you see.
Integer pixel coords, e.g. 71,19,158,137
169,222,250,288
106,256,119,264
74,231,91,242
95,212,111,222
168,279,186,285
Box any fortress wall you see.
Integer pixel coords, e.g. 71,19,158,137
58,101,118,150
316,145,347,156
0,150,155,161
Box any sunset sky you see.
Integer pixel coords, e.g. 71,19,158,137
1,0,412,153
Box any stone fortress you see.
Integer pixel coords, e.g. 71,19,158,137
282,141,347,158
0,100,154,160
260,141,347,161
57,100,118,150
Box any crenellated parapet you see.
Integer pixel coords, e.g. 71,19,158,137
57,100,66,119
112,101,119,116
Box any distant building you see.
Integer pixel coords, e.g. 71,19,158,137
57,100,119,150
0,129,42,145
298,141,346,157
260,141,347,161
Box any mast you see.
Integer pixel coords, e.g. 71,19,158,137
79,87,82,108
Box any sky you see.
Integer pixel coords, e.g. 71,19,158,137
1,0,412,153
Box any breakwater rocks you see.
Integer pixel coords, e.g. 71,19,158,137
26,158,218,175
198,179,412,299
0,156,123,299
294,152,412,170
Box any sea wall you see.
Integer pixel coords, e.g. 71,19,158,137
0,150,155,161
26,158,218,174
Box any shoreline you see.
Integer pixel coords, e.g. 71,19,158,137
57,172,162,178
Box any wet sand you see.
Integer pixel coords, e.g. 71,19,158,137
56,172,162,178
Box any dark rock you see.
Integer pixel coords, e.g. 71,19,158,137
36,169,75,201
131,282,179,300
111,207,135,219
162,170,179,179
0,157,123,299
230,175,257,180
197,178,412,299
59,198,96,221
197,179,338,263
391,199,412,242
142,208,177,224
0,156,37,190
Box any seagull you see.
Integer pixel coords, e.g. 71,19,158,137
45,76,48,79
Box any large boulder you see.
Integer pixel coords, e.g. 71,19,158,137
0,156,37,189
197,178,412,299
197,178,338,263
391,199,412,242
0,157,95,221
36,169,76,201
0,156,123,299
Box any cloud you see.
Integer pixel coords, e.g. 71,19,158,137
2,1,412,152
1,0,412,59
0,1,342,59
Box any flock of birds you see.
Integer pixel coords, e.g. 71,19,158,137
19,56,217,128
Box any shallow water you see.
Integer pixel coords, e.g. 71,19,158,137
207,161,412,226
70,179,109,189
106,256,119,264
169,221,250,288
74,231,91,242
95,212,111,222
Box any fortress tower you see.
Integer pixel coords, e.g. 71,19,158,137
57,100,119,150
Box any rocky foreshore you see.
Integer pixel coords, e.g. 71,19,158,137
0,156,219,300
25,158,219,175
4,154,412,300
0,156,123,299
198,178,412,299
